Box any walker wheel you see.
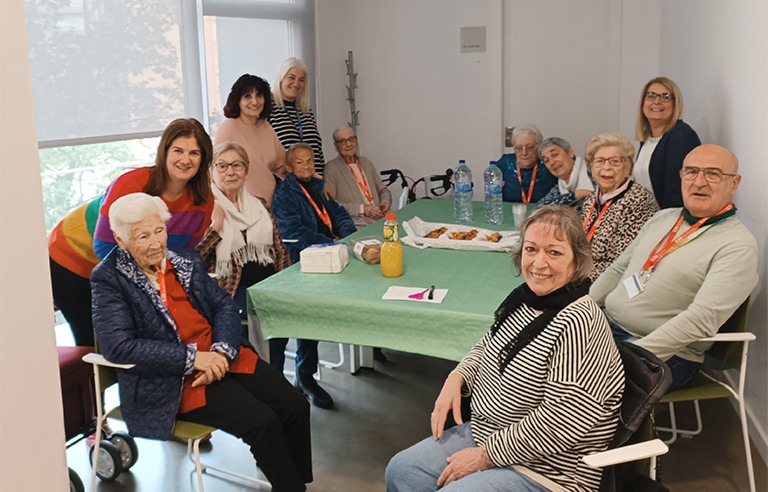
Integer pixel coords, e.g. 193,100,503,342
89,440,123,481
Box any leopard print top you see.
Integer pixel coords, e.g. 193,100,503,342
581,181,659,280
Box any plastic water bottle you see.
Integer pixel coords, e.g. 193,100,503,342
453,160,473,223
484,161,504,225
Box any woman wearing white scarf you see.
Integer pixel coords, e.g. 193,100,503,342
198,142,290,319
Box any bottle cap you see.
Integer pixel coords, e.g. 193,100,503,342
386,213,397,220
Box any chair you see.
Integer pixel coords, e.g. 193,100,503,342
655,299,756,492
82,352,271,492
584,341,672,491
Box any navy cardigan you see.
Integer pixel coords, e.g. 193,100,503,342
641,119,701,209
272,173,357,263
91,247,246,440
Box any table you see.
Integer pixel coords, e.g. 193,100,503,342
247,200,528,366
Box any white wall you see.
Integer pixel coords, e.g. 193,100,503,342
315,0,503,192
656,0,768,461
0,1,69,490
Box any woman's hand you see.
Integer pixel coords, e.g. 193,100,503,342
191,351,229,387
379,201,391,214
210,203,225,234
431,372,465,440
437,445,494,487
363,204,385,221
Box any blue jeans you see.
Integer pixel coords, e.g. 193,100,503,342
609,320,701,392
385,422,550,492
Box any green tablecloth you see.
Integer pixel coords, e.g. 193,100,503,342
247,200,529,361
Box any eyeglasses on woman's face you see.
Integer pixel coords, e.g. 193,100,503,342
645,91,673,102
591,157,624,168
214,161,245,173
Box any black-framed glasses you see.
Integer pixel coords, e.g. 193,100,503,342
645,91,673,102
335,136,357,145
592,157,624,168
214,161,245,172
680,166,736,183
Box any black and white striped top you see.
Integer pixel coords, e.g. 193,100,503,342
268,100,325,174
453,296,624,492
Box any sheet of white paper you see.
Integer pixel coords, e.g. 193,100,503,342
382,286,449,303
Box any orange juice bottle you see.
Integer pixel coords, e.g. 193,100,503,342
381,213,403,278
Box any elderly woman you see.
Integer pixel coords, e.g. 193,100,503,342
497,124,558,203
537,137,595,209
582,133,659,280
323,126,392,228
215,74,286,206
634,77,701,209
91,193,312,492
269,58,326,175
386,206,624,492
197,142,290,320
94,118,214,259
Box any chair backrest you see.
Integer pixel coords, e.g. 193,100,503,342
706,298,750,371
610,341,672,449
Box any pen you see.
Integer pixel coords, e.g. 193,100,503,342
427,285,435,300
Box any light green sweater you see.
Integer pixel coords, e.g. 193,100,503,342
590,208,757,362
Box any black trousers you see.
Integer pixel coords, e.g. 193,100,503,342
178,357,312,492
269,338,319,379
49,257,94,346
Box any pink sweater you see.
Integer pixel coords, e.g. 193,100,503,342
215,118,286,206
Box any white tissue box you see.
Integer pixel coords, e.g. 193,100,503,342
300,243,349,273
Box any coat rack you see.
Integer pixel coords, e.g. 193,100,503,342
345,51,359,133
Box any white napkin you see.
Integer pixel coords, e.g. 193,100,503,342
382,286,448,303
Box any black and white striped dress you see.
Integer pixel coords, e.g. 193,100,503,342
453,296,624,492
268,100,325,174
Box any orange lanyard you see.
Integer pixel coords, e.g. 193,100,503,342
156,265,168,308
299,184,333,231
642,202,734,272
516,162,538,203
347,158,373,203
582,198,614,242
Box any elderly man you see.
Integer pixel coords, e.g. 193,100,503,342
591,144,757,390
271,142,356,409
497,124,558,203
323,126,392,229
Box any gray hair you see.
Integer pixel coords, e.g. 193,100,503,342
511,206,593,283
332,126,355,142
286,142,314,165
109,193,171,246
539,137,572,156
213,141,250,174
512,124,543,147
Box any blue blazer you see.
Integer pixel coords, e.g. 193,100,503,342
91,247,246,439
272,173,357,263
641,119,701,209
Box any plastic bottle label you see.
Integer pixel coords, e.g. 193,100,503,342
384,224,399,242
485,184,502,195
455,182,472,193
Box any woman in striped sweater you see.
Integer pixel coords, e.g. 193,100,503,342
268,58,325,175
386,206,624,492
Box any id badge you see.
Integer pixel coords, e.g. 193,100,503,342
623,274,644,299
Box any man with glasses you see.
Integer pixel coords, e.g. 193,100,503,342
323,126,392,229
497,124,557,203
591,144,757,391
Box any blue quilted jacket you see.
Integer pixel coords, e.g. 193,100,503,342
272,173,357,263
91,247,247,440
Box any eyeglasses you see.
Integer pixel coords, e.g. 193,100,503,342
592,157,624,168
514,144,536,154
335,136,357,146
214,161,245,172
680,166,737,183
645,91,673,102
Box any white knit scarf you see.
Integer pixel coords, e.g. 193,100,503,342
211,183,274,278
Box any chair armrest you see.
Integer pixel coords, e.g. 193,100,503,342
699,332,755,343
82,352,136,370
583,439,668,468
